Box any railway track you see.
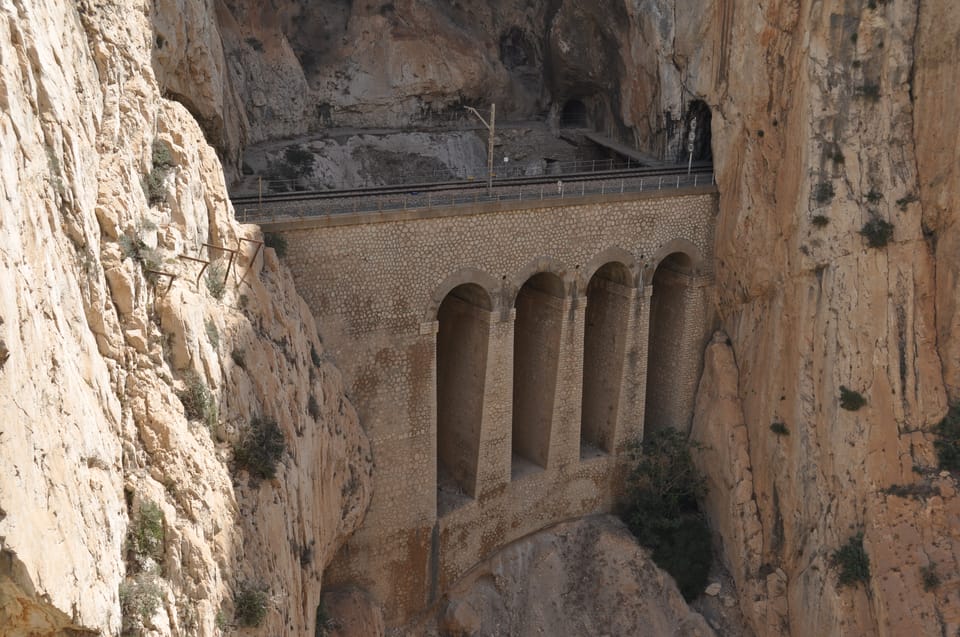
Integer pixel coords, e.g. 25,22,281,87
232,164,716,223
230,164,713,206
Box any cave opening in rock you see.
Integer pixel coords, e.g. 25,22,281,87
560,99,588,128
499,26,533,71
512,272,564,478
436,283,492,514
580,262,632,457
683,100,712,162
644,252,695,436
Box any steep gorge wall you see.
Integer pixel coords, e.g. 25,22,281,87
0,1,370,635
685,0,960,635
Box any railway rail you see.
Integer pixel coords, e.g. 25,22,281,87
232,164,715,224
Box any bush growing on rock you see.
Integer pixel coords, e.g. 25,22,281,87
933,403,960,471
234,582,269,627
620,428,712,600
119,572,162,636
145,140,175,205
205,262,227,300
839,385,867,411
233,415,286,480
860,217,894,248
832,532,870,588
813,181,835,204
127,500,164,570
177,371,217,430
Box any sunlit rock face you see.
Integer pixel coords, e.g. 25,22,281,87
3,0,960,634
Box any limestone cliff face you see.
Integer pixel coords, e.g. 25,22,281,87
682,0,960,635
0,1,370,635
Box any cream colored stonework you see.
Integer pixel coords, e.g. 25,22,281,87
263,190,718,621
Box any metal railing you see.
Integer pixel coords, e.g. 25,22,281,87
236,171,716,225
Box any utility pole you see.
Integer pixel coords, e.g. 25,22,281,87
465,104,496,196
687,116,697,175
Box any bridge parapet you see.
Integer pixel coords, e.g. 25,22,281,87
262,188,718,623
236,170,715,225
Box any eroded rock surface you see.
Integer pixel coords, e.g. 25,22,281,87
0,1,371,635
399,516,716,637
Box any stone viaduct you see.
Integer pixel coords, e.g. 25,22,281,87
257,184,719,623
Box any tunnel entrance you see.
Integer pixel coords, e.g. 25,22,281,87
580,262,632,457
560,99,588,128
512,272,564,477
644,252,694,435
436,283,492,514
683,100,712,162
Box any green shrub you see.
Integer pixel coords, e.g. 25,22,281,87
839,386,866,411
860,217,894,248
119,232,162,278
814,182,835,204
832,532,870,588
205,263,227,300
316,602,336,637
865,189,882,203
146,140,175,206
825,149,845,164
620,428,712,600
234,415,286,480
128,500,165,569
120,573,162,636
882,482,940,499
857,83,881,101
921,564,940,591
770,422,790,436
264,233,288,258
178,371,218,429
234,582,269,627
308,394,321,420
205,319,220,351
933,403,960,471
812,214,830,228
152,140,174,169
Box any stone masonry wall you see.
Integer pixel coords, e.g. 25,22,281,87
260,190,718,623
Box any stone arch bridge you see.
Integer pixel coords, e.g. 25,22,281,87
255,183,718,623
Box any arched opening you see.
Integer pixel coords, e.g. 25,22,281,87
683,100,712,163
512,272,565,477
560,99,588,128
436,283,492,514
580,262,633,457
644,252,694,436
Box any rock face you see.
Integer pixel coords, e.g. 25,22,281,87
0,1,370,635
400,516,716,637
682,1,960,635
211,0,702,158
